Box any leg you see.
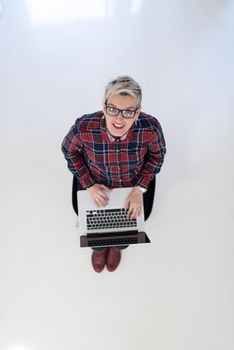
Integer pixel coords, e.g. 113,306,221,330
71,177,107,272
92,245,127,272
91,248,108,273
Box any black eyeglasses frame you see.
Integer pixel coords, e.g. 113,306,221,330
104,103,139,119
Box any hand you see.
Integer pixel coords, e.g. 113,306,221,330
125,187,143,220
87,184,111,208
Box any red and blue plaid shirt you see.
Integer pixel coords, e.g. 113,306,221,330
61,111,166,189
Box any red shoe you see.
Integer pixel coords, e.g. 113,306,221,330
91,249,107,273
106,247,121,272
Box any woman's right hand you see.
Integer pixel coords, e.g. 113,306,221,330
87,184,111,207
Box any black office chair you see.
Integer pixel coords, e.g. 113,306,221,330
72,176,156,221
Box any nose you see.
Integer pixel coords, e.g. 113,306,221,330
115,113,125,121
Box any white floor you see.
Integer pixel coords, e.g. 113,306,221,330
0,1,234,350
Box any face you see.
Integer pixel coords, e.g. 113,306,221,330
103,94,140,137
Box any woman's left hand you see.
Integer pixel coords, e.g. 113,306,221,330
125,187,143,220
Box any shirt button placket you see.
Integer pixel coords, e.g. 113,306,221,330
116,141,121,185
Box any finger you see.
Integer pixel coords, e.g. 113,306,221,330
100,184,111,192
95,194,109,207
99,198,108,207
125,198,130,211
130,206,141,220
129,209,136,220
98,192,109,204
94,198,106,207
127,209,132,219
127,205,134,219
94,198,101,208
97,190,109,201
135,207,141,218
130,210,138,220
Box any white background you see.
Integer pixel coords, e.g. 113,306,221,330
0,1,234,350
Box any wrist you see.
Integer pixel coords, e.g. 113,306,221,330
135,186,147,194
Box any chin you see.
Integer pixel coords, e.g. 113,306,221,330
111,128,126,137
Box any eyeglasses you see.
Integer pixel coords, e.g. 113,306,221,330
105,104,138,119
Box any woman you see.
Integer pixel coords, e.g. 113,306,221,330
61,76,166,273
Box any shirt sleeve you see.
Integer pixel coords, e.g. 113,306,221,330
61,120,95,189
137,121,166,189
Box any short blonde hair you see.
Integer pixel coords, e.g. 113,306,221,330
103,75,142,108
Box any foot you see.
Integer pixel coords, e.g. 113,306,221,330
106,247,121,272
91,249,107,273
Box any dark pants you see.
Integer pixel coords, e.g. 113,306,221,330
72,177,156,251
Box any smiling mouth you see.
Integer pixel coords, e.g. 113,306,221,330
112,122,125,130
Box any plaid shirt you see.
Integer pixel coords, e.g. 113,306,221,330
61,111,166,189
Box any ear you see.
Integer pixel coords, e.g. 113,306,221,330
135,109,140,120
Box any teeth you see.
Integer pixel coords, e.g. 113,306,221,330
113,123,124,128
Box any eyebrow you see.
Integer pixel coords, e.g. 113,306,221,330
107,103,136,110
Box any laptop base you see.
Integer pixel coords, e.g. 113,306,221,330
80,230,150,248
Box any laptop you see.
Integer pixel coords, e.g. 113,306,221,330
77,187,150,248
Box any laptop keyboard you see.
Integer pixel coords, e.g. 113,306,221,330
86,208,137,231
88,236,138,247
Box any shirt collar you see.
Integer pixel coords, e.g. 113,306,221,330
106,129,128,141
